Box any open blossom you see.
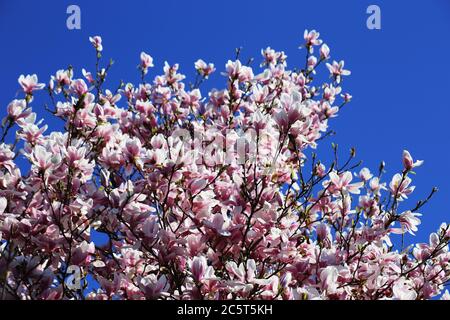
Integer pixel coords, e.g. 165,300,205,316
18,74,45,94
0,31,448,301
89,35,103,51
369,176,387,195
7,99,31,121
194,59,215,78
393,280,418,300
0,144,15,173
261,47,287,67
392,211,422,235
53,69,72,86
358,167,373,181
402,150,424,171
326,60,351,83
390,173,415,200
31,145,60,171
100,89,121,105
303,29,323,49
224,60,254,82
329,171,364,194
82,69,95,84
320,266,339,294
71,241,95,265
140,274,169,299
341,92,352,102
70,79,89,96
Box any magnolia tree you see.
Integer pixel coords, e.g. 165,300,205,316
0,30,449,300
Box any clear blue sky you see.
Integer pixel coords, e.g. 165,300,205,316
0,0,449,246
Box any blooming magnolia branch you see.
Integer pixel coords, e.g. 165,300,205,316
0,30,449,300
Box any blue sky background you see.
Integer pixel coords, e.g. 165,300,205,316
0,0,449,248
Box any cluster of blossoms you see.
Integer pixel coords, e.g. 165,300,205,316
0,30,449,300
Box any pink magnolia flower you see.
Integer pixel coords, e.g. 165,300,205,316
100,89,121,105
70,79,89,96
190,256,208,282
358,167,373,181
71,241,95,266
261,47,278,66
141,216,159,240
315,163,327,177
369,176,387,195
203,213,231,237
392,211,422,235
303,29,323,48
390,173,415,200
316,223,332,247
31,145,59,171
140,52,154,74
260,47,287,67
402,150,424,171
54,69,72,86
13,111,47,144
224,60,254,82
18,74,45,94
329,171,364,194
307,56,318,71
320,44,330,60
140,274,169,299
189,178,208,195
89,36,103,52
82,69,95,84
393,280,417,300
7,99,31,121
163,61,186,84
0,143,16,173
326,60,351,83
194,59,216,78
320,266,339,294
341,92,352,102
